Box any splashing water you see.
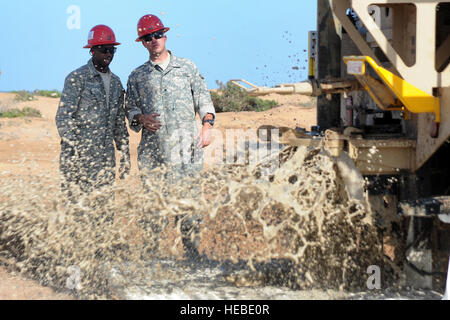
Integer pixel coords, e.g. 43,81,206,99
0,145,439,300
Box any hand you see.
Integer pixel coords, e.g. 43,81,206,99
137,114,162,132
196,123,212,148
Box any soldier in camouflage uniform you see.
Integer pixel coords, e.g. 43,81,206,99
56,25,130,199
126,14,216,184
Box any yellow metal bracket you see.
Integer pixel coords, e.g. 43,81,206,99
343,56,441,123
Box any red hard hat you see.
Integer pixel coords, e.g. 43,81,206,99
136,14,170,42
83,25,121,49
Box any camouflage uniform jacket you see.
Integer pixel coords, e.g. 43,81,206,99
56,59,130,191
126,52,216,178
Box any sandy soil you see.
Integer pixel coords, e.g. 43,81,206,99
0,91,316,300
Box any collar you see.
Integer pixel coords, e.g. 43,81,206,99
87,59,110,77
148,51,181,71
149,51,170,68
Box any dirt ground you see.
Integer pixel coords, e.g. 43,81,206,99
0,91,316,300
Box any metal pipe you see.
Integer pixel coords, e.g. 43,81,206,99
399,196,450,216
345,96,354,126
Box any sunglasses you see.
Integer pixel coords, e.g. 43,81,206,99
142,31,165,42
93,46,117,54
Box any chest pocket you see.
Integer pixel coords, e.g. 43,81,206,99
138,78,159,114
78,86,106,125
170,70,191,89
80,81,104,103
167,70,195,118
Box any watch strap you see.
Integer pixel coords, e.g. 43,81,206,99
203,119,215,126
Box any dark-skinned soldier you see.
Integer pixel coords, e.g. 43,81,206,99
56,25,130,204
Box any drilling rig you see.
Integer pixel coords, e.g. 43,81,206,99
233,0,450,292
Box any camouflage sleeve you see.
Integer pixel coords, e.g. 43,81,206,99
55,72,84,143
125,75,143,133
190,65,216,122
114,87,130,160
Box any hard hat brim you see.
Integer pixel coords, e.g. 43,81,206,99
83,42,121,49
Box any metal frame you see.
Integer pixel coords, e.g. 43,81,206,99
343,55,441,122
331,0,450,171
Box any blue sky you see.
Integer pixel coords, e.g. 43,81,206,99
0,0,316,91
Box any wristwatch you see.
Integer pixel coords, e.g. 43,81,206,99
203,118,215,127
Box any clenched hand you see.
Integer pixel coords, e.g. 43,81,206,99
136,114,162,132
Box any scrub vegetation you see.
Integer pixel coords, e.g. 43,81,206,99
211,81,278,113
0,106,42,118
11,90,62,102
